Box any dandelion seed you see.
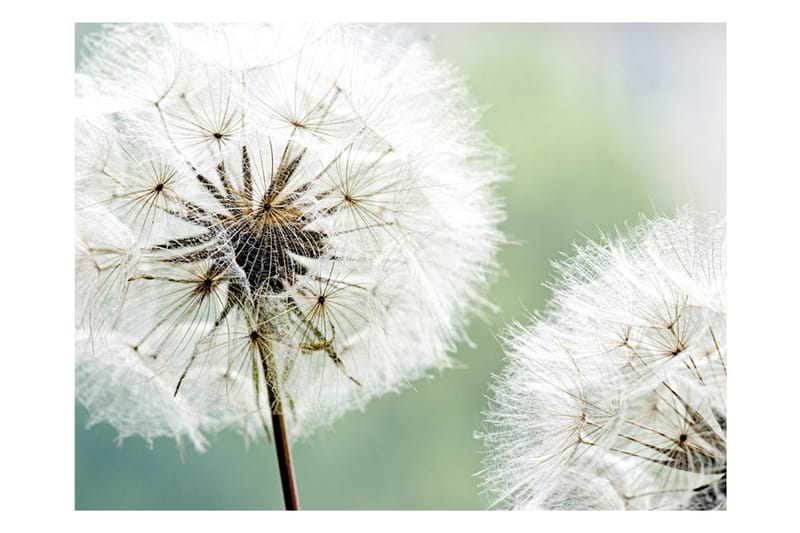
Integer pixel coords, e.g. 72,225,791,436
479,210,725,510
75,23,504,508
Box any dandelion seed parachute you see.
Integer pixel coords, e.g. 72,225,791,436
75,23,503,449
480,211,726,510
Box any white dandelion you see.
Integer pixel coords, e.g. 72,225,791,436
75,23,503,508
480,211,725,510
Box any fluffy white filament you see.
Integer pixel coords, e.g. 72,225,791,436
480,211,726,510
75,23,503,449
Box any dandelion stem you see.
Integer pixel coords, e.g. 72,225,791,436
259,345,300,510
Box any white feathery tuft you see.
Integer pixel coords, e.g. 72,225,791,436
480,210,726,510
75,23,504,447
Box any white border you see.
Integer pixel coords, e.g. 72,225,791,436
5,0,798,529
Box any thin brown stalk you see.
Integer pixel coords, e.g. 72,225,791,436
259,347,300,510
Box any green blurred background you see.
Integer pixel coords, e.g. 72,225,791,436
74,23,725,510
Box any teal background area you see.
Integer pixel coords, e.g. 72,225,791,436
74,23,725,509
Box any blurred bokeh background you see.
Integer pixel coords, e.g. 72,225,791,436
74,23,725,510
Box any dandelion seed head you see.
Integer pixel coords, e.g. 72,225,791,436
75,23,504,447
480,210,726,510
